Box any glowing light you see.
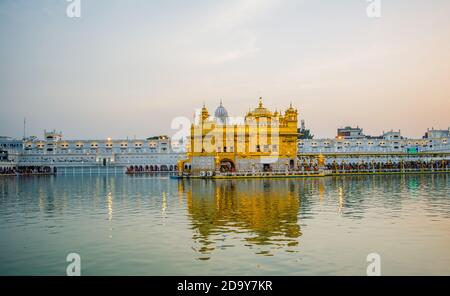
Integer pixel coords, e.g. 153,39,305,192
161,191,167,215
338,187,344,214
107,192,113,221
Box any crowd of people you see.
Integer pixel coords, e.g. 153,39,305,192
324,160,450,173
126,165,176,174
2,160,449,176
0,166,54,176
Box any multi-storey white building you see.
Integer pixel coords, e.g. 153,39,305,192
0,136,21,165
298,128,450,165
0,136,23,151
2,127,449,175
336,126,365,139
17,130,185,174
424,128,450,139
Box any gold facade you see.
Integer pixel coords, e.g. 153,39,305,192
182,98,299,174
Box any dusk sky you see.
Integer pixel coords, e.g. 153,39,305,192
0,0,449,140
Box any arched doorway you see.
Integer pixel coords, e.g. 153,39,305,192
219,159,235,173
289,159,295,169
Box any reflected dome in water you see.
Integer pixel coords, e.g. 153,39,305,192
182,180,302,259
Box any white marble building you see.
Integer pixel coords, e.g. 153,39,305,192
2,127,449,174
298,128,450,165
299,128,450,154
18,130,185,173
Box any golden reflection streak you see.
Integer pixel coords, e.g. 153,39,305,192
338,186,344,215
318,179,325,202
162,191,167,216
107,192,113,221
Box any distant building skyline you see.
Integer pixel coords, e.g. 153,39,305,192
1,0,449,139
6,114,449,142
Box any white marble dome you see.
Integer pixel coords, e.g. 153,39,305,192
214,101,228,124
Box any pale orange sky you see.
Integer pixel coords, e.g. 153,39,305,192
0,0,449,139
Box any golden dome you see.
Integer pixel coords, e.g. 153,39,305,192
249,97,272,117
285,102,297,114
201,103,209,121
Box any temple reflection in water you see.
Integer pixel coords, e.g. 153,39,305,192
176,174,448,260
1,173,449,274
178,179,306,259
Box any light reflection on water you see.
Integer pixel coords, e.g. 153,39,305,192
184,179,302,260
0,174,449,275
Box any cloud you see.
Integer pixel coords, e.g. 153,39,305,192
205,37,260,64
169,0,277,65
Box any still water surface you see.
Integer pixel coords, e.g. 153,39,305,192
0,174,449,275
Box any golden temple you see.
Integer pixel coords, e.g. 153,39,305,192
179,98,299,175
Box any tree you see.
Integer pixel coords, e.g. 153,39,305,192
299,128,314,139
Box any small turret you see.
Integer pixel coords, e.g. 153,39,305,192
201,103,209,122
284,102,298,121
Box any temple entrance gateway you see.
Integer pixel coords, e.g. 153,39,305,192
263,164,272,172
290,159,295,169
219,159,235,173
